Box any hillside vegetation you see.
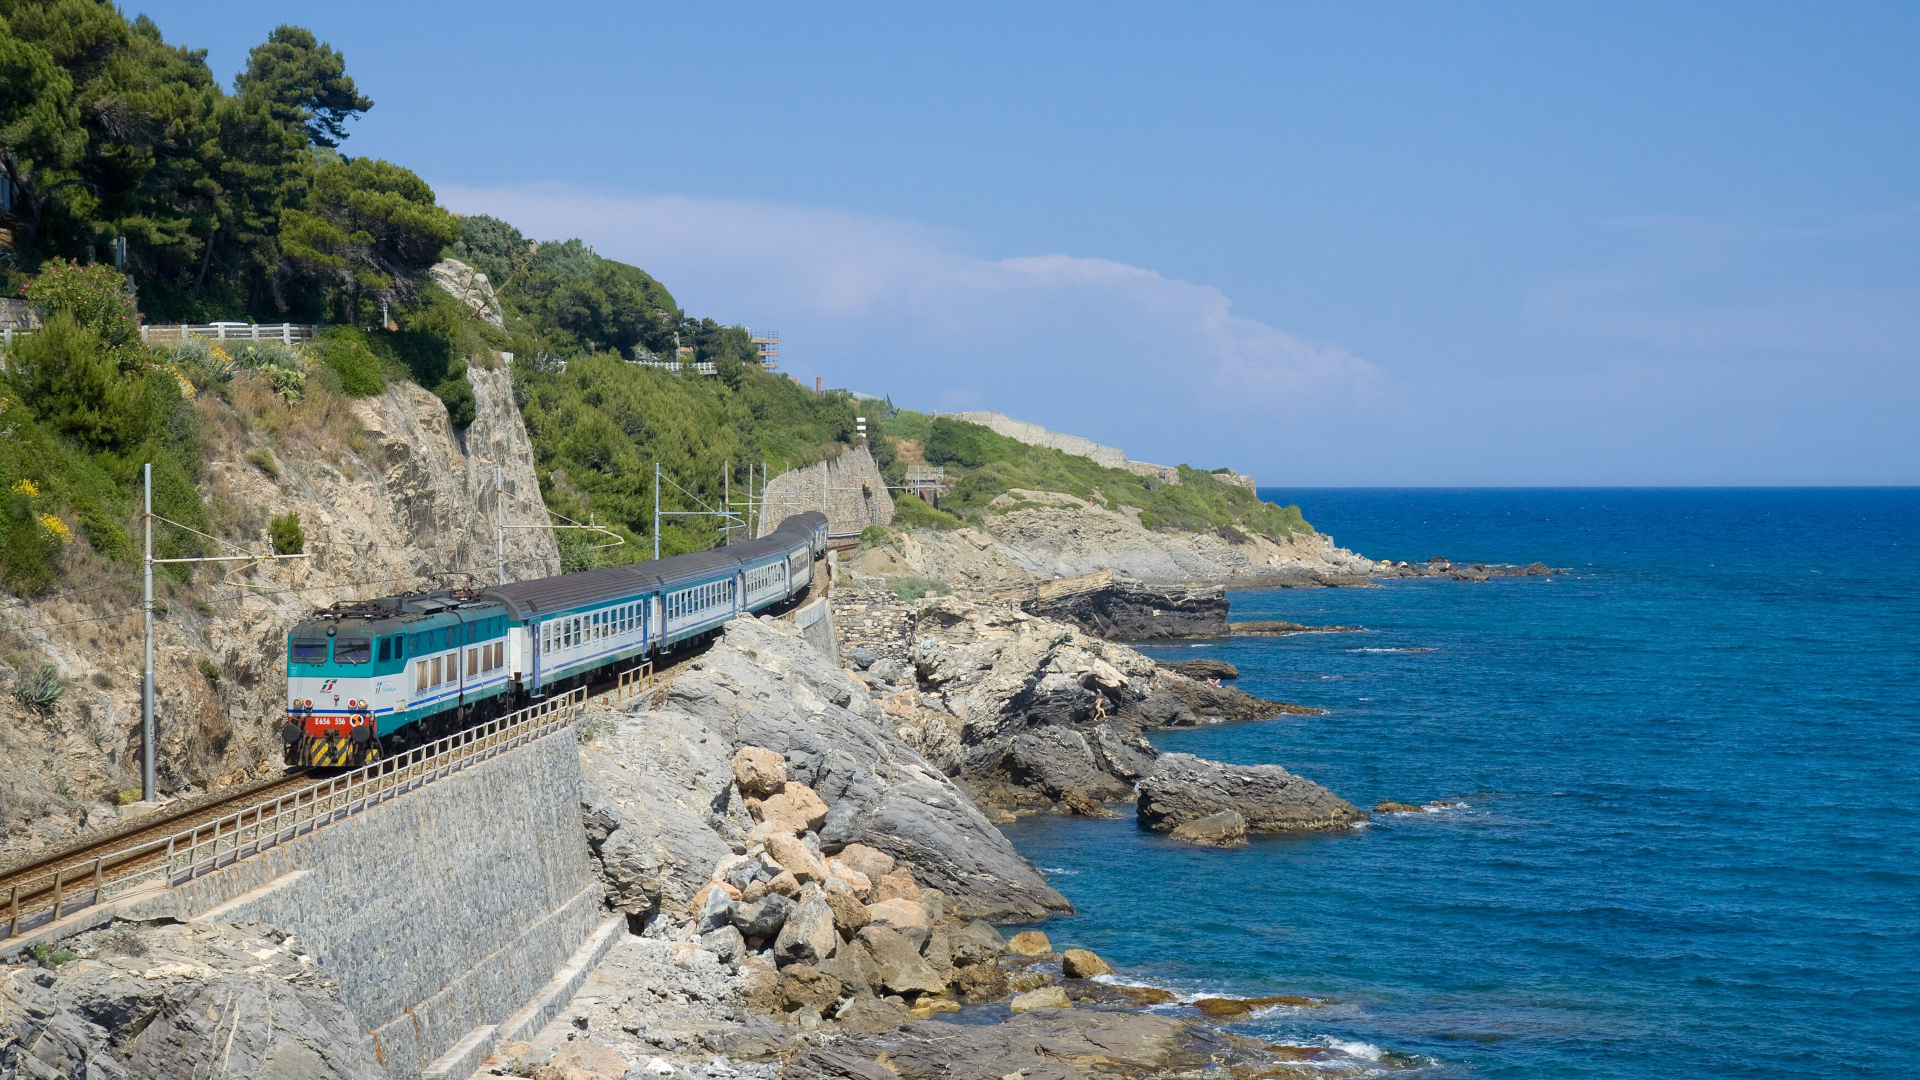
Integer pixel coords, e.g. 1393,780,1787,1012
875,411,1312,538
0,1,859,593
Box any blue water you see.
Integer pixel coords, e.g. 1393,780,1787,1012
999,489,1920,1078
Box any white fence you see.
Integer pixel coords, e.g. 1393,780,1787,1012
0,322,319,349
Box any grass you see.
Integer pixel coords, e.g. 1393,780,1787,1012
887,577,950,602
876,411,1312,538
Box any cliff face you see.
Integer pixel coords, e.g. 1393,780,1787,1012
0,364,557,861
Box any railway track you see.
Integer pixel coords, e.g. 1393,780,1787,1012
0,598,786,950
0,769,322,943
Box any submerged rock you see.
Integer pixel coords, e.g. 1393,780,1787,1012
1169,809,1248,848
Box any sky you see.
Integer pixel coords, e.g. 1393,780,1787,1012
140,1,1918,485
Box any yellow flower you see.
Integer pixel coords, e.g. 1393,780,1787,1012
37,514,72,546
208,344,233,365
11,479,39,498
168,366,196,400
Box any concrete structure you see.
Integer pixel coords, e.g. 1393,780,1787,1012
122,728,603,1080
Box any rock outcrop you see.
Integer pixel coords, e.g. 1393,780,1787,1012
876,597,1324,818
845,503,1379,593
579,615,1070,923
1,361,556,861
0,921,383,1080
1021,571,1229,641
1137,753,1366,838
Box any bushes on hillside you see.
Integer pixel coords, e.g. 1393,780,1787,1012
306,327,385,395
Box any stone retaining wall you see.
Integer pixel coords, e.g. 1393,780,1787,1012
125,729,598,1080
830,583,915,663
758,444,891,537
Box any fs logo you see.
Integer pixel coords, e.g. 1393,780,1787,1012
320,679,338,692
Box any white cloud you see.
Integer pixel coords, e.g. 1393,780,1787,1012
437,184,1386,467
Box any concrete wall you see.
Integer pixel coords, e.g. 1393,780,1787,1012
759,444,891,536
126,730,599,1080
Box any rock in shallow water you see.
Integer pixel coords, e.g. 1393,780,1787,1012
1137,753,1364,833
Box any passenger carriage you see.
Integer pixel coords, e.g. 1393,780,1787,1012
282,512,829,767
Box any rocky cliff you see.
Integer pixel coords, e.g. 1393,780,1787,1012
580,615,1070,924
0,363,557,861
847,497,1378,594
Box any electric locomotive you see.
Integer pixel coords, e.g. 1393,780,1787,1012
282,511,828,767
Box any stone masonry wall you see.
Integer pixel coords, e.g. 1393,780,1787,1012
830,582,915,663
758,444,892,537
125,729,598,1080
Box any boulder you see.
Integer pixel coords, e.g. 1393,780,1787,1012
1009,985,1073,1012
764,833,828,883
732,893,796,939
833,995,914,1034
865,897,930,936
825,859,872,900
855,926,946,995
918,887,950,923
1006,930,1052,957
778,964,844,1013
1137,753,1365,833
1169,810,1248,849
874,870,921,902
693,882,738,931
773,896,838,965
952,920,1007,965
949,961,1011,1003
825,888,871,937
815,947,880,999
733,746,788,796
551,1041,631,1080
788,1011,1204,1080
756,782,830,833
1061,948,1113,979
766,870,803,899
833,843,896,882
701,925,746,964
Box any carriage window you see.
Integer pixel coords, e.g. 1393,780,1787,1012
416,660,428,691
468,648,479,677
335,638,371,665
431,656,443,686
291,639,329,665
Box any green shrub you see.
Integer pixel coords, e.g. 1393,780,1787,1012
432,360,476,428
270,511,304,555
307,327,387,396
887,577,950,602
890,492,963,530
860,524,895,548
924,417,989,467
246,448,280,478
24,260,140,363
197,656,221,687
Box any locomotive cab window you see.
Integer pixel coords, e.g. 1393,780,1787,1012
378,638,391,663
335,638,371,665
291,639,329,665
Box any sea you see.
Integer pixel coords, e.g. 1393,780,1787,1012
997,488,1920,1079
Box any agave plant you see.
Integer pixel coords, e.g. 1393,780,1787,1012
13,663,62,712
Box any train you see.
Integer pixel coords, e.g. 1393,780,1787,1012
281,511,830,767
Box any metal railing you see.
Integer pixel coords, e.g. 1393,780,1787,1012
3,689,585,943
